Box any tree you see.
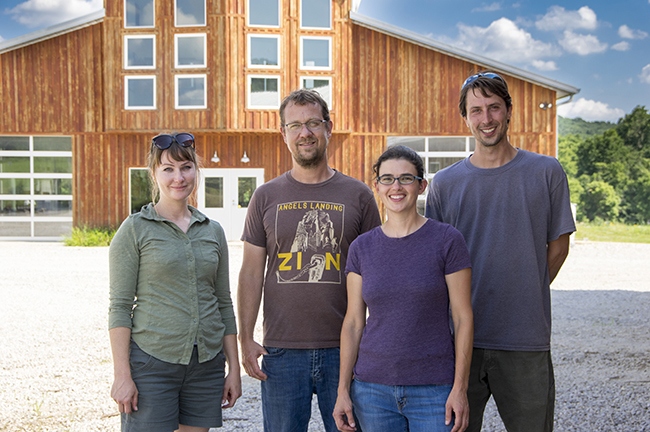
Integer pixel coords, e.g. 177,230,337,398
579,180,621,222
558,133,582,178
616,106,650,157
576,129,630,192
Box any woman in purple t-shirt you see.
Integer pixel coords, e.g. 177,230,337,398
333,146,473,432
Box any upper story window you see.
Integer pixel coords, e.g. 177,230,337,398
248,0,280,27
300,0,331,29
125,76,156,109
176,74,207,109
124,35,156,69
125,0,154,28
300,36,331,70
175,0,206,27
301,77,331,108
248,34,280,69
247,75,280,109
175,34,207,68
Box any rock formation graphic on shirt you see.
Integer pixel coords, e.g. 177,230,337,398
275,202,344,284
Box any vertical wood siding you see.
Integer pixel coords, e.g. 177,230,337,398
0,24,104,133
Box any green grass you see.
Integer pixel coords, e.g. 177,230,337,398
574,222,650,244
62,227,116,247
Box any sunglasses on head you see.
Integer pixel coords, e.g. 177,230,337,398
461,72,504,90
151,133,195,151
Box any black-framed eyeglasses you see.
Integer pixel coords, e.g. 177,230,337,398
461,72,504,90
151,133,195,151
283,119,327,134
376,174,422,186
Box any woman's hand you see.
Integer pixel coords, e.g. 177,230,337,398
111,375,139,414
333,392,357,431
221,371,242,408
446,385,469,432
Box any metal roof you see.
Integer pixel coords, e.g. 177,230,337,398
349,11,580,100
0,9,105,55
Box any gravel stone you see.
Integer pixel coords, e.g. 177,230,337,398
0,240,648,431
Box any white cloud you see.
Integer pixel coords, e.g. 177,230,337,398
532,60,558,71
611,41,630,51
618,25,648,40
472,2,501,13
449,18,561,66
559,30,608,55
0,35,4,42
7,0,103,29
535,6,598,32
640,64,650,84
558,98,625,122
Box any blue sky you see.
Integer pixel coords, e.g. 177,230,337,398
0,0,648,122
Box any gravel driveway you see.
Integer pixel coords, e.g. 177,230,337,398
0,240,648,431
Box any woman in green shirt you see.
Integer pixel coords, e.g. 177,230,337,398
108,133,240,432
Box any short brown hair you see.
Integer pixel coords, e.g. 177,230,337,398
279,89,330,126
459,71,512,118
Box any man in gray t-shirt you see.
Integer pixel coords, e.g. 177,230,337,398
238,89,381,432
426,72,575,432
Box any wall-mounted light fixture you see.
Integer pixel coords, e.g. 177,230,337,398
211,151,220,163
539,102,553,110
241,151,250,163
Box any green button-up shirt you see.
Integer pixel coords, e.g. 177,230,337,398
109,204,236,364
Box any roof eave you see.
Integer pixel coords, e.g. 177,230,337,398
0,9,105,55
349,11,580,99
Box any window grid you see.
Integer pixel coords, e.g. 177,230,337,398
175,74,208,109
174,0,207,27
0,136,73,240
247,75,281,109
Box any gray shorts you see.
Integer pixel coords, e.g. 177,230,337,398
121,341,226,432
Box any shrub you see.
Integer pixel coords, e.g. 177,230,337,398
63,227,116,247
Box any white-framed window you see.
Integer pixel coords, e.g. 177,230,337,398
300,0,331,29
175,74,207,109
175,0,206,27
125,0,154,28
124,35,156,69
0,136,73,240
125,76,156,109
301,76,332,108
247,75,280,109
175,33,207,68
247,0,280,28
247,34,280,69
300,36,332,70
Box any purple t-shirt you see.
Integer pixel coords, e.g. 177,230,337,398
345,218,471,386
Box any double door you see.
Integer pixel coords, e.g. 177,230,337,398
197,168,264,241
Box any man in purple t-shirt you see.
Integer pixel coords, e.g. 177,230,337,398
427,72,576,432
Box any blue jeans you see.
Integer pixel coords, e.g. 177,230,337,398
351,378,453,432
261,347,339,432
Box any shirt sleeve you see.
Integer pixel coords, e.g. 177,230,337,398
213,222,237,336
345,237,362,276
108,217,140,330
425,178,445,222
240,186,267,247
443,225,472,275
548,160,577,242
360,189,382,234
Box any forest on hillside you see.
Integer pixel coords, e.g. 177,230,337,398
558,107,650,224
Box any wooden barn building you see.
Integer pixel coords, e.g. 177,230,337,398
0,0,579,241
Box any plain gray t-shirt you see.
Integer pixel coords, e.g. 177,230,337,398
426,149,576,351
